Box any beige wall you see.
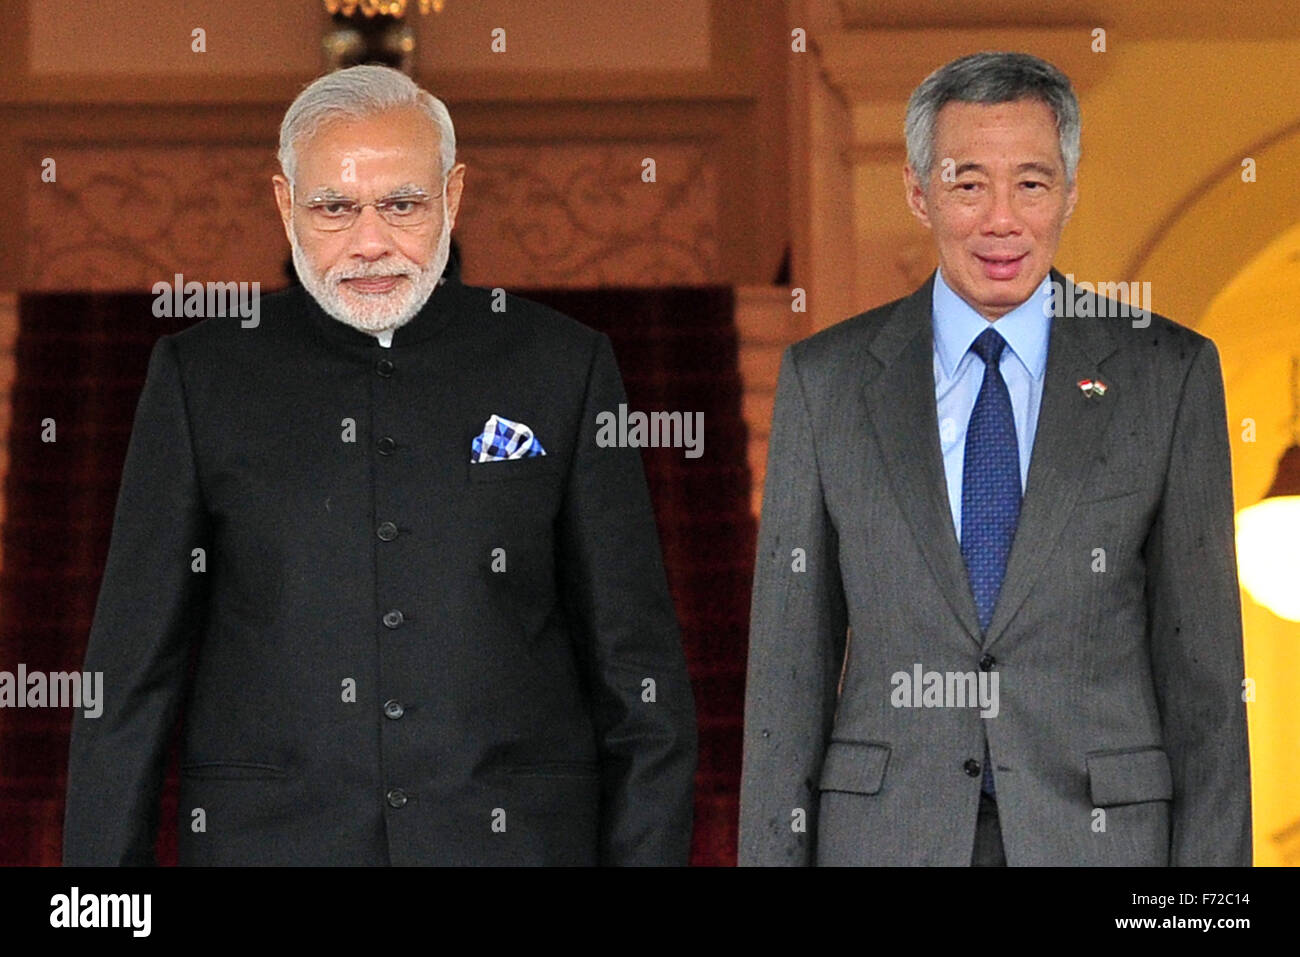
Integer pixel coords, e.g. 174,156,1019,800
803,27,1300,325
28,0,711,76
0,0,791,292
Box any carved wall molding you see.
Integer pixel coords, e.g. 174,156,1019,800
22,136,718,292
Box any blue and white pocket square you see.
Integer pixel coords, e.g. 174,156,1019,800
471,414,546,463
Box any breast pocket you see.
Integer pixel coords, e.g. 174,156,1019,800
1074,486,1145,507
467,455,565,484
1072,421,1156,507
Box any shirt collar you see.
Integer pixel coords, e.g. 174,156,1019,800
931,266,1052,380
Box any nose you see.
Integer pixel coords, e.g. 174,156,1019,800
347,203,397,259
982,182,1021,237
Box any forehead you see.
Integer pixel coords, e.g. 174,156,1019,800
294,106,442,184
933,98,1061,151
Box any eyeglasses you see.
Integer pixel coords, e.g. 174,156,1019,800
295,188,441,232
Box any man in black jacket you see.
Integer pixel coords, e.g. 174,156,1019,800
63,64,697,866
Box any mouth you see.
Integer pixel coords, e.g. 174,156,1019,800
340,275,406,295
974,251,1029,281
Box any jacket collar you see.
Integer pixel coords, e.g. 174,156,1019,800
302,274,462,351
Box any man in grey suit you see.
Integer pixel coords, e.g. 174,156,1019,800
739,52,1251,866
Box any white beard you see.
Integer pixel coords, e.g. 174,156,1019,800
290,205,452,336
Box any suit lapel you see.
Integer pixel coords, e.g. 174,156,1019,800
982,269,1121,649
860,274,984,647
860,269,1122,650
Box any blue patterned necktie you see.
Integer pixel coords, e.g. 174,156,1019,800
960,327,1021,798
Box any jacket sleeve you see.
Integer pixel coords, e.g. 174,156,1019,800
555,333,698,865
738,347,847,866
1143,337,1253,865
63,335,211,865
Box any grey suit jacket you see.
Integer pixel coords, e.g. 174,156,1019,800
739,268,1252,866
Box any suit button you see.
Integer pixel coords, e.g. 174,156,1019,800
382,609,404,629
386,788,408,808
979,654,996,671
376,358,395,377
377,436,396,455
963,759,982,777
377,521,398,541
383,699,404,720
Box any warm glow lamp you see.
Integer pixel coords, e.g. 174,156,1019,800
1236,358,1300,621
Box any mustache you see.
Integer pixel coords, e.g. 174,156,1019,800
331,262,418,282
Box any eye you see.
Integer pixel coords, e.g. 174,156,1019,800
382,197,424,215
317,201,354,216
1021,181,1046,191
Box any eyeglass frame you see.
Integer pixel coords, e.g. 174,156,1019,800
290,175,449,232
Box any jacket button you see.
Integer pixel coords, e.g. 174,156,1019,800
383,699,404,720
963,759,982,777
979,654,996,671
386,788,407,808
377,521,398,541
382,609,404,629
377,436,396,455
376,358,395,377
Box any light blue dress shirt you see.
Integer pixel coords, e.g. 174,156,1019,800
932,267,1053,543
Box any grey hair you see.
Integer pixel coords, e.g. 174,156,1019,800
904,51,1081,185
278,64,456,185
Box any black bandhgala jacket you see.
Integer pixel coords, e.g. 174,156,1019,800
63,276,697,865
